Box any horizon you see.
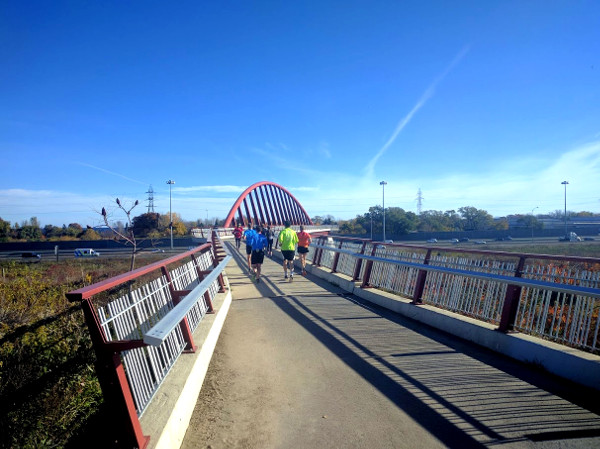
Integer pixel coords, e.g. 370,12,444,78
5,196,598,230
2,2,599,227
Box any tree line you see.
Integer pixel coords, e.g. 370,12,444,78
2,206,597,243
0,212,205,243
337,206,599,236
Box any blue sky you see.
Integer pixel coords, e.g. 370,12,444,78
1,1,599,227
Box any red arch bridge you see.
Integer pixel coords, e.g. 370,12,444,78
62,182,600,448
222,181,312,228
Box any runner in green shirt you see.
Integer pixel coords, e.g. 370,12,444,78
278,220,298,280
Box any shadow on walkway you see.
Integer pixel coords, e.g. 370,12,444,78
184,243,600,448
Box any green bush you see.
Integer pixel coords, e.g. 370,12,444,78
0,258,150,448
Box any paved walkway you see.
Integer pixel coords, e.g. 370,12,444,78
181,243,600,449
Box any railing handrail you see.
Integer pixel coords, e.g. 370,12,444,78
65,243,213,302
310,236,600,353
311,243,600,299
64,237,227,448
322,236,600,264
143,254,231,346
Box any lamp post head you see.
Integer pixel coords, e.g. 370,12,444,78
167,180,175,185
380,181,387,186
561,181,569,186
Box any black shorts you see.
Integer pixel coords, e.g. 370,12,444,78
282,250,295,261
246,244,252,255
298,246,309,254
251,250,265,265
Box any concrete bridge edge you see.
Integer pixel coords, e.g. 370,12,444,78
141,253,598,449
140,275,233,449
294,259,600,392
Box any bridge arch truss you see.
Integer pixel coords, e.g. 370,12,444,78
223,181,313,228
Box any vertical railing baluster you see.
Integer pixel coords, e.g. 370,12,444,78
412,249,432,304
498,256,526,333
331,239,344,273
360,243,380,288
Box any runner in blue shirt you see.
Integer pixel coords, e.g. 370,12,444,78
250,227,268,283
243,225,257,271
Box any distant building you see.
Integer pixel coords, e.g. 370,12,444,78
539,216,600,230
498,215,600,231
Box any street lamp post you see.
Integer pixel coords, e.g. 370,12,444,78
561,181,569,237
380,181,387,242
205,209,209,226
530,206,538,241
167,180,175,249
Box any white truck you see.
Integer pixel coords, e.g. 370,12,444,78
559,232,582,242
74,248,101,257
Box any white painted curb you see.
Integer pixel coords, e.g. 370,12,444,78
153,289,232,449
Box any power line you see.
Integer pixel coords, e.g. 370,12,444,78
146,185,156,213
416,188,423,215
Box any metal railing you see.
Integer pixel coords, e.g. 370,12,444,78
309,236,600,354
66,240,228,449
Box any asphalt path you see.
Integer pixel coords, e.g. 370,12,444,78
181,242,600,449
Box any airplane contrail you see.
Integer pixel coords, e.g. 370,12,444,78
76,162,148,185
365,45,470,178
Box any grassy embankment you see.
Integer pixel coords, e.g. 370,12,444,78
0,254,168,449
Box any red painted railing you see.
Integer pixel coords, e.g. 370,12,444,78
309,236,600,353
65,243,226,449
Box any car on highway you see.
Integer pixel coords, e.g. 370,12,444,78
426,238,438,243
459,238,469,242
474,240,487,245
450,238,459,244
149,248,165,253
21,251,41,261
74,248,100,257
583,237,595,241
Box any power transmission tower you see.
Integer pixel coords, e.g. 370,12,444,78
146,185,155,213
416,188,423,215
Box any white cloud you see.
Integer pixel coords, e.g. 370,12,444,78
292,139,600,219
2,140,597,226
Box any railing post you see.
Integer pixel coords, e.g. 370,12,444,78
360,244,380,289
330,239,344,273
81,299,150,449
498,256,527,332
313,236,326,267
352,241,368,281
412,249,432,304
161,266,197,352
191,253,215,314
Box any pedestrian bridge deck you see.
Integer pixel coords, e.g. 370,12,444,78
149,242,600,448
